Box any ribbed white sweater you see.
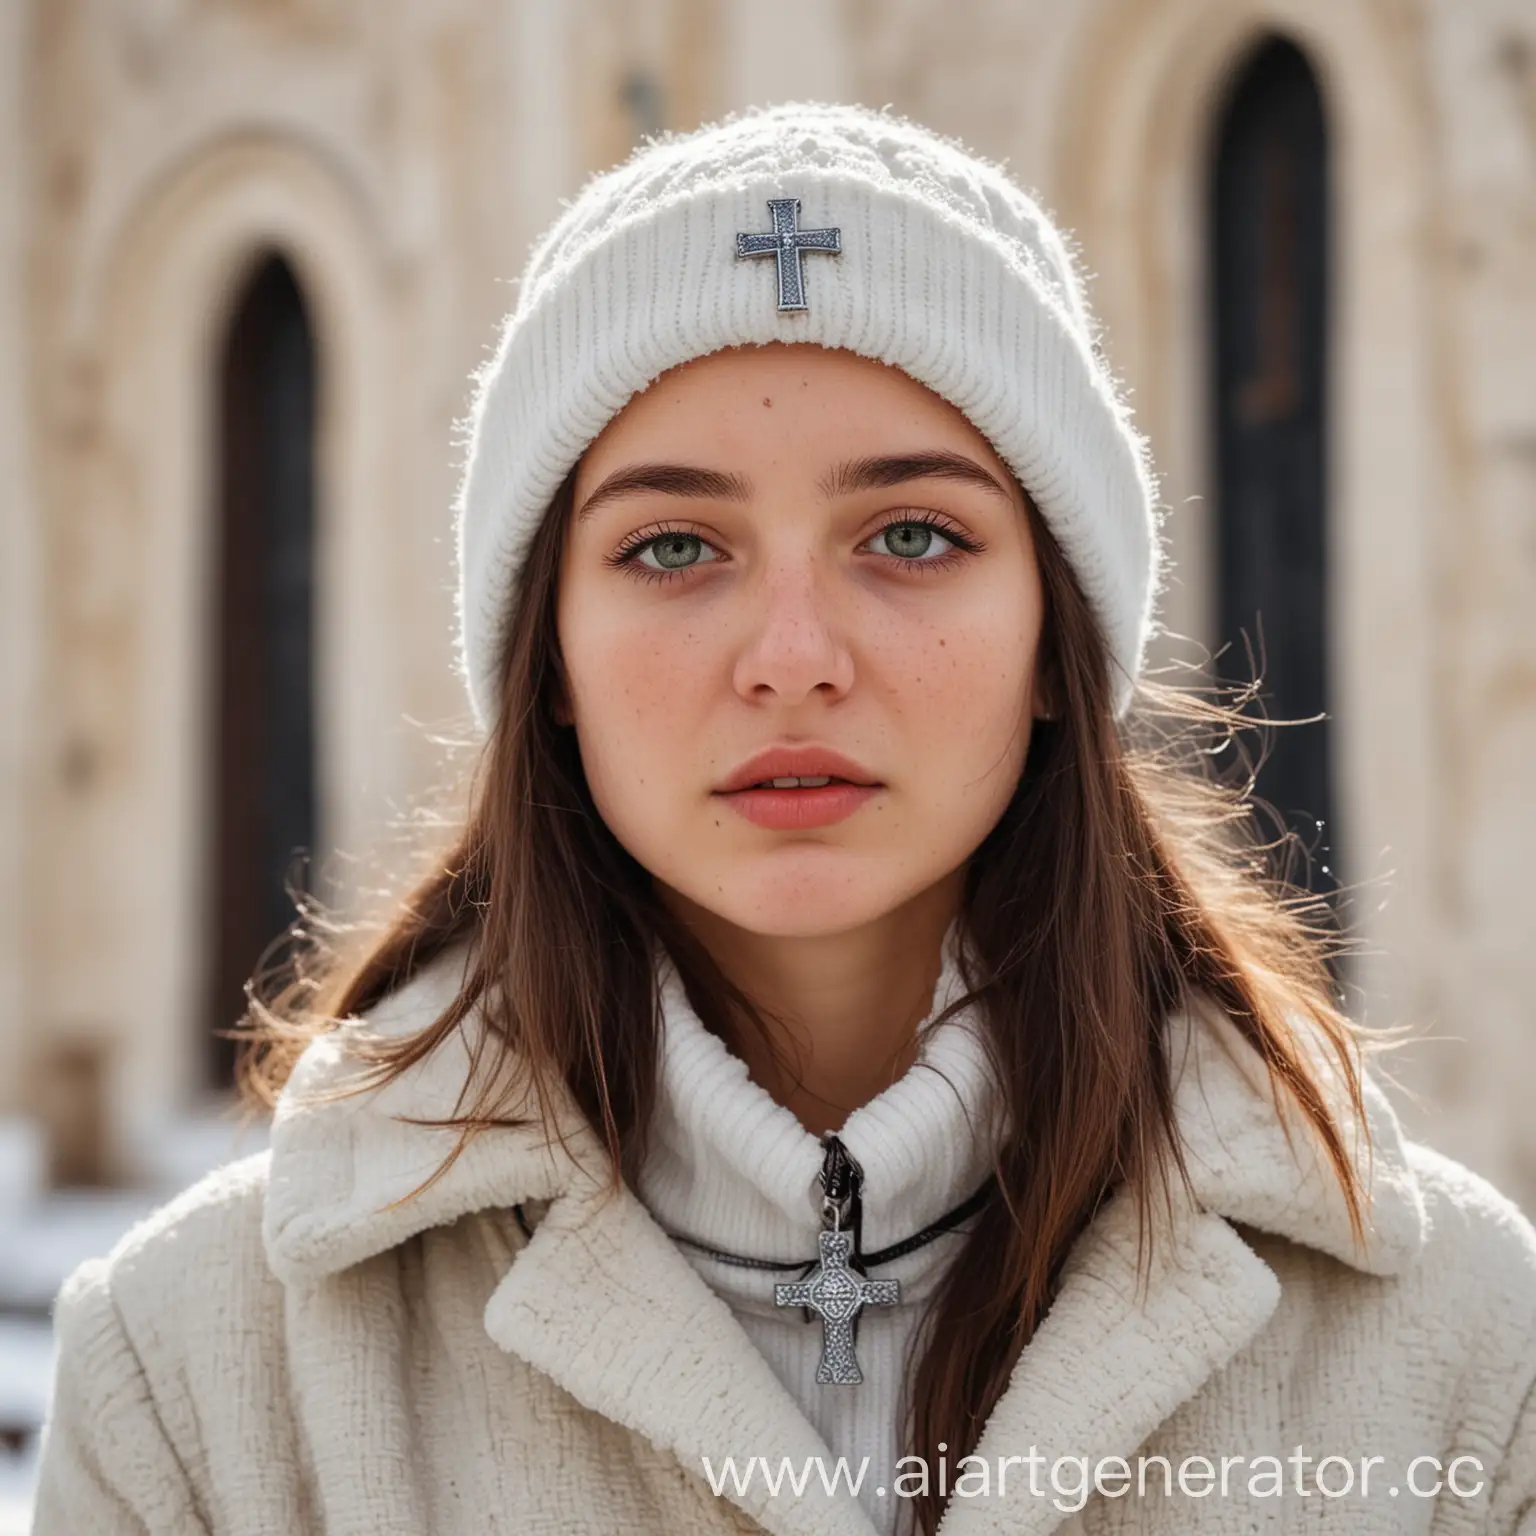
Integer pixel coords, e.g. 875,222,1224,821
635,924,1003,1536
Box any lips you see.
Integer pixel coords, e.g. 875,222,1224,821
717,779,882,831
715,745,881,796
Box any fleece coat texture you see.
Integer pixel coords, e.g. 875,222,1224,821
30,942,1536,1536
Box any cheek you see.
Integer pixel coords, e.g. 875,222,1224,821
560,601,711,825
882,585,1042,786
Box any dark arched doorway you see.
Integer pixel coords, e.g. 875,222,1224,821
1208,36,1338,900
205,253,319,1089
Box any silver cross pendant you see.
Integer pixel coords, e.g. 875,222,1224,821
775,1226,900,1385
773,1135,898,1385
736,197,841,312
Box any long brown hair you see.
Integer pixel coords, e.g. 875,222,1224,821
240,462,1384,1535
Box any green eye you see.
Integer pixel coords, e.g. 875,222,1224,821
879,524,940,559
643,533,707,570
866,517,976,563
611,526,724,581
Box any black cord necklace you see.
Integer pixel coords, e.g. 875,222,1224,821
510,1135,996,1386
664,1133,996,1385
663,1168,996,1271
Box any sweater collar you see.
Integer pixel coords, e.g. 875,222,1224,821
263,937,1425,1288
634,918,1005,1305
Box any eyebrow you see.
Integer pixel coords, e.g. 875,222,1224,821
574,449,1013,523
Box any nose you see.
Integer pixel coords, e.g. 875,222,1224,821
730,550,855,705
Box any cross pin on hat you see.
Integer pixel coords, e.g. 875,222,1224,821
736,197,841,312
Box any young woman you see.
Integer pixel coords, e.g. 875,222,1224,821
33,103,1536,1536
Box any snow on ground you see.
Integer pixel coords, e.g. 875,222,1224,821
0,1443,41,1536
0,1319,51,1536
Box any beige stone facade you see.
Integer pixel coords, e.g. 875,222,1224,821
1,0,1532,1207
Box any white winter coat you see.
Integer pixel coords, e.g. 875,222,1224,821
30,946,1536,1534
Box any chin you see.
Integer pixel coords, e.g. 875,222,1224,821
685,857,924,941
707,901,884,941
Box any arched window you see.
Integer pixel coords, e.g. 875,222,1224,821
1208,37,1337,899
205,253,319,1089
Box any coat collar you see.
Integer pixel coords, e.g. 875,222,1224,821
263,942,1427,1536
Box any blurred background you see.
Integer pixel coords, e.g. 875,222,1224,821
2,0,1534,1523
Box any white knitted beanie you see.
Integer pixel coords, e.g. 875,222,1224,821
454,101,1165,730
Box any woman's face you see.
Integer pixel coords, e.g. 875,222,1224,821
557,342,1048,940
